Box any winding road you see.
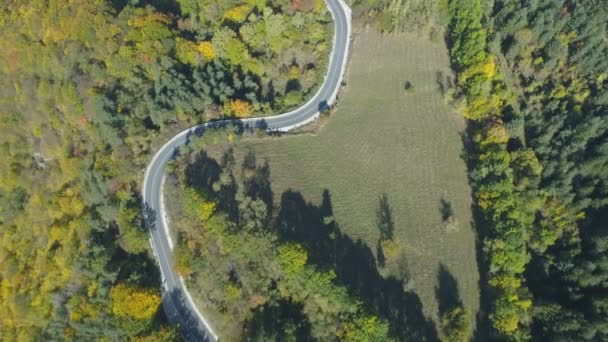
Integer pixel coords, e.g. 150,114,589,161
142,1,351,340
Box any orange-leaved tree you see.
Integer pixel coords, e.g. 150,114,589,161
230,99,253,117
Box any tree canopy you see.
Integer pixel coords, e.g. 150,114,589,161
0,0,331,339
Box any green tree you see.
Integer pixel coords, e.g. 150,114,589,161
440,307,470,342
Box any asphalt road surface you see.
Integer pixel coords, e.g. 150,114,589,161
142,1,351,340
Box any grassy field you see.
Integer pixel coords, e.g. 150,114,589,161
209,28,478,326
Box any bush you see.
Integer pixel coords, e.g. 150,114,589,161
404,81,415,92
440,306,470,342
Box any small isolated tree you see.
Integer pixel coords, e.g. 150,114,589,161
318,102,332,126
404,81,415,93
380,239,401,262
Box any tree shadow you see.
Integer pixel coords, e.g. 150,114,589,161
184,148,273,225
377,193,394,241
275,189,438,341
376,193,394,267
435,264,463,317
264,80,276,104
185,151,222,194
253,119,269,132
286,79,302,93
163,288,212,341
439,198,454,222
459,125,494,341
108,0,128,12
152,0,181,14
241,150,274,210
245,300,312,341
436,70,456,96
217,149,240,219
114,249,162,285
184,149,240,221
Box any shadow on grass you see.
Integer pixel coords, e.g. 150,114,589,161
436,264,463,317
439,198,454,222
185,149,243,221
376,193,395,268
276,189,438,341
377,193,395,241
241,149,273,210
459,127,494,341
185,151,222,193
183,149,437,340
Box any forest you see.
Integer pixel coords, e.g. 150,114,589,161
446,0,608,340
0,0,330,339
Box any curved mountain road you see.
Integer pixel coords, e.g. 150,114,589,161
142,1,351,340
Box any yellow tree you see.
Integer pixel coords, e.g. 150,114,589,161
224,5,251,23
230,99,253,117
198,41,215,60
110,284,161,320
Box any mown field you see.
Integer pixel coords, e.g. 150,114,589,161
207,28,479,325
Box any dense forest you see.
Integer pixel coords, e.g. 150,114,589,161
0,0,330,339
446,0,608,340
491,1,608,340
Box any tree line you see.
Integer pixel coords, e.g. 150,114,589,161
447,0,532,338
447,0,608,340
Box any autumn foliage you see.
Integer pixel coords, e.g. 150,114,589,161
110,284,161,320
448,0,530,336
0,0,330,338
223,5,251,23
230,99,253,117
198,41,215,60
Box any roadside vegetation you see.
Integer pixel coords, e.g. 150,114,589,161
0,0,330,339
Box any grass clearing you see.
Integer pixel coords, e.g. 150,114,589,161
208,28,478,326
